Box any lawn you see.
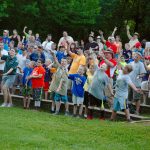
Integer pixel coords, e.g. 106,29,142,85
0,107,150,150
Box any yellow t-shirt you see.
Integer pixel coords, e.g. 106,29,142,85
69,53,86,74
84,70,94,91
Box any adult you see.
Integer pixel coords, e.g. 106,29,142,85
10,29,20,48
29,45,45,63
84,35,99,54
112,27,122,57
100,30,117,54
23,26,32,42
0,42,8,83
133,42,144,56
3,30,10,51
96,36,103,52
126,25,139,50
0,49,18,107
42,34,54,52
129,52,146,115
58,31,74,49
99,49,117,106
67,46,86,74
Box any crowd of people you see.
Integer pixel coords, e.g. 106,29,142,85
0,25,150,121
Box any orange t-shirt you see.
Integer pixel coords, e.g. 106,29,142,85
69,53,86,74
31,66,45,89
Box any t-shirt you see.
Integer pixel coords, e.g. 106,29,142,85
99,59,117,78
49,66,68,96
84,42,99,51
129,61,146,87
22,67,33,86
3,36,10,51
88,69,109,100
69,53,86,74
115,70,132,99
0,49,8,70
43,64,52,82
1,55,18,75
29,52,45,63
129,38,139,50
16,54,27,74
133,48,144,56
106,41,117,54
31,66,45,89
42,41,54,51
68,74,86,97
56,51,67,63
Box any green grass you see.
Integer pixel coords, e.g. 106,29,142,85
0,107,150,150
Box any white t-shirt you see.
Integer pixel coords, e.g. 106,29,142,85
0,49,8,70
16,54,27,74
129,38,139,50
42,41,54,51
58,36,74,49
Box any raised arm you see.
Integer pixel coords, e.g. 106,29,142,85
112,27,117,37
126,25,132,40
23,26,28,35
99,30,106,44
50,50,60,67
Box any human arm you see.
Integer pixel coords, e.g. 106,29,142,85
126,25,132,40
23,26,28,35
112,27,117,37
107,83,114,96
50,50,60,67
3,68,14,76
99,30,106,43
129,82,141,93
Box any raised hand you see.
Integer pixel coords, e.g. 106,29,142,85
126,25,130,30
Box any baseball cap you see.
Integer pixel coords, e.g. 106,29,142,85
135,42,141,48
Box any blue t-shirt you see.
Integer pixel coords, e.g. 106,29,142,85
22,67,33,86
134,48,144,56
68,74,86,97
56,51,67,63
3,36,10,51
29,52,45,63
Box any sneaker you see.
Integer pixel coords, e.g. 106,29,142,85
72,114,77,117
53,111,59,115
50,110,55,114
0,103,7,107
7,103,13,107
65,111,69,116
84,114,87,119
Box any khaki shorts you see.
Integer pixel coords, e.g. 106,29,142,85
104,78,113,101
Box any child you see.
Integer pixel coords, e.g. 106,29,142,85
88,63,113,120
27,59,45,109
83,65,96,118
56,46,67,63
68,65,86,118
110,65,140,121
49,51,69,115
22,61,35,109
43,59,53,100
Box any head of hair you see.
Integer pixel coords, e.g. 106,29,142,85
126,65,133,73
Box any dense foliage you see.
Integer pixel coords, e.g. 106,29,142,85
0,0,150,43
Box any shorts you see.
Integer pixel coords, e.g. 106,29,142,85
49,91,55,100
33,88,43,101
54,93,68,103
72,95,84,105
141,81,150,91
128,86,142,101
0,70,3,82
113,97,128,111
2,75,16,88
88,93,104,107
44,82,50,92
22,86,32,97
83,91,89,107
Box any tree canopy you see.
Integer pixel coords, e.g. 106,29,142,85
0,0,150,43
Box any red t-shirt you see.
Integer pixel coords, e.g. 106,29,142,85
106,41,117,54
99,59,117,78
31,66,45,89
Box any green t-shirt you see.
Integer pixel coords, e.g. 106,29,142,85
50,66,68,96
1,55,18,75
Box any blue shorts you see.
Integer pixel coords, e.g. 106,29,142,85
54,93,68,103
113,97,128,111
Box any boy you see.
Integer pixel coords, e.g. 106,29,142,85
88,63,113,120
68,65,86,118
22,61,35,109
56,46,67,63
110,65,140,121
49,51,69,115
27,59,45,109
43,59,53,100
